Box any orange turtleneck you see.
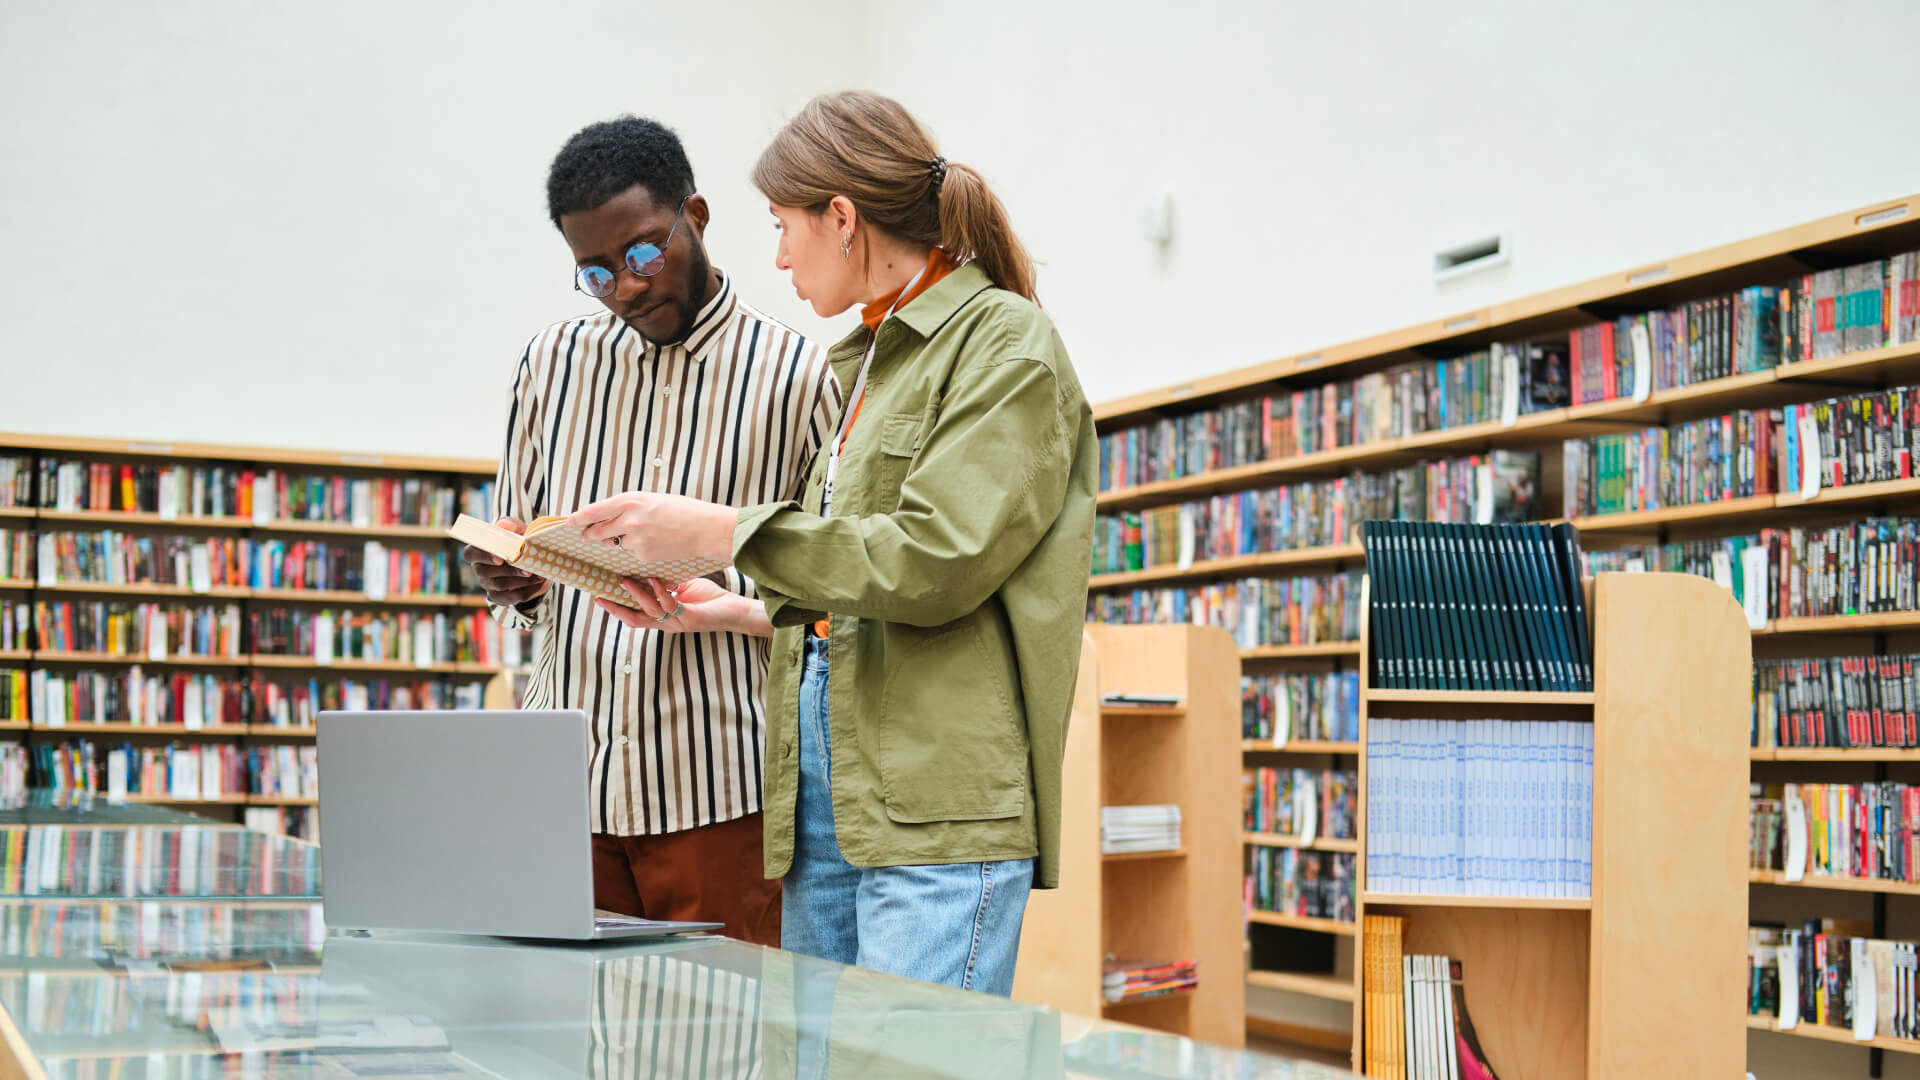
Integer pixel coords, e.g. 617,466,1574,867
814,248,959,639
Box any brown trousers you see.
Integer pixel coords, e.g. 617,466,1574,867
591,810,781,947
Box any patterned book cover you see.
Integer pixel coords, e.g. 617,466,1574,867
449,514,728,611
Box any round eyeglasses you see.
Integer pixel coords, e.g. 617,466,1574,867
574,195,692,298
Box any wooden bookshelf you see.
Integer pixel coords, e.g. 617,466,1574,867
1753,747,1920,762
1102,848,1189,863
248,795,319,807
1240,739,1359,755
1241,640,1361,661
1092,542,1364,590
1014,624,1243,1047
1243,832,1359,854
1246,910,1357,936
1747,869,1920,897
1349,572,1748,1079
1364,688,1595,706
1099,706,1188,719
1747,1012,1920,1056
0,431,523,834
1245,969,1355,1002
121,793,250,805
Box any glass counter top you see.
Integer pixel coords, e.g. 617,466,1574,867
0,902,1354,1080
0,826,320,902
0,791,233,828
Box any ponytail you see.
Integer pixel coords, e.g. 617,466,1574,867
937,161,1036,302
753,91,1038,303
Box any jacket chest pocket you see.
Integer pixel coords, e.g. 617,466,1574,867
862,411,926,515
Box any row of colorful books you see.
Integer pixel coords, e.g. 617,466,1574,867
1363,916,1502,1080
1085,572,1362,652
1560,382,1920,518
23,457,490,528
1241,670,1359,744
245,806,319,843
1749,921,1920,1042
33,740,317,801
31,530,457,597
17,600,526,667
1243,768,1353,840
1247,847,1354,923
0,457,30,510
1091,450,1540,575
2,667,480,728
1751,782,1920,886
1584,519,1920,624
0,900,324,959
1097,253,1920,495
1366,717,1593,899
1098,343,1568,492
0,826,320,899
0,530,25,581
1754,655,1920,750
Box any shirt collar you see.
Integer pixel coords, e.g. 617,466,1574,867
893,261,994,340
671,270,739,364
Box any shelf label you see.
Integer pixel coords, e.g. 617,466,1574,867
125,442,174,454
1294,353,1327,370
1443,314,1479,332
340,454,385,466
1625,265,1670,286
1857,205,1911,228
1630,322,1652,402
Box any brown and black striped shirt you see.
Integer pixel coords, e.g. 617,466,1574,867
493,272,839,836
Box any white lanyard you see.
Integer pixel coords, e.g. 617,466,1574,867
820,265,926,516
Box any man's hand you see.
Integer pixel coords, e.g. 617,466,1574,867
593,577,775,638
462,517,550,609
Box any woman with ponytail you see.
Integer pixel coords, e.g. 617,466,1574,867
565,90,1096,994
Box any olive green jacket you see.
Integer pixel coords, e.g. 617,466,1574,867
733,262,1096,889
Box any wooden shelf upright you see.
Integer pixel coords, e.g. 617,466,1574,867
1013,623,1243,1047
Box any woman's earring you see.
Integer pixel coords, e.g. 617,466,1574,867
840,233,853,259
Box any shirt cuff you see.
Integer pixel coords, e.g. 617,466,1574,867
491,589,551,631
734,504,823,629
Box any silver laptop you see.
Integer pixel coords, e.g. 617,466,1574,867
316,709,721,941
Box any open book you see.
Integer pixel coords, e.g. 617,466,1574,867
449,514,730,611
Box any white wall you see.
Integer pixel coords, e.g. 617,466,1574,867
0,0,851,459
864,0,1920,408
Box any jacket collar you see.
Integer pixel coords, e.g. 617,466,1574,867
828,260,996,368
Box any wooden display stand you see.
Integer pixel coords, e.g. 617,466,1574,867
1013,623,1244,1047
1354,571,1750,1078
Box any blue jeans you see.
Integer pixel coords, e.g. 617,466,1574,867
782,635,1034,996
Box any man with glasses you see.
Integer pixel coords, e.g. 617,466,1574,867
462,116,839,946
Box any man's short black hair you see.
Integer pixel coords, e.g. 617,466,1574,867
546,116,696,227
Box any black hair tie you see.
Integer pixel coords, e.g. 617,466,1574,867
928,156,948,192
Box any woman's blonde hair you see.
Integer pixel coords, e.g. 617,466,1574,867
753,91,1036,302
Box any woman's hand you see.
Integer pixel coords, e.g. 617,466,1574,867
567,493,737,567
593,577,773,638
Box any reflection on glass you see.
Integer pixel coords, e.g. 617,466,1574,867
0,790,227,828
0,827,320,900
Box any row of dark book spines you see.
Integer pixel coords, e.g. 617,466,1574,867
1363,521,1592,692
1755,926,1920,1037
1756,656,1920,748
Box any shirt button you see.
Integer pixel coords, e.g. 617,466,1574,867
661,385,673,396
622,663,634,675
617,735,630,747
653,457,664,468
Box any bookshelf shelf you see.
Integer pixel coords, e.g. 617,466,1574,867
36,581,251,599
1571,493,1779,534
1100,706,1188,719
28,723,250,736
249,588,485,608
1363,689,1595,706
35,509,255,529
1245,970,1356,1002
1747,869,1920,896
1245,910,1357,937
1101,848,1188,863
0,578,33,590
1102,988,1196,1009
33,651,245,667
256,519,452,540
0,507,34,520
1360,891,1592,911
248,726,318,737
1764,611,1920,635
121,793,250,805
1753,747,1920,762
1240,739,1359,755
248,795,319,806
1090,543,1365,591
1240,641,1361,662
1746,1012,1920,1055
1242,832,1359,854
0,431,495,476
0,649,29,662
0,721,28,732
245,655,499,675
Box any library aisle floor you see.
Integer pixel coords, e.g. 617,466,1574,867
0,799,1354,1078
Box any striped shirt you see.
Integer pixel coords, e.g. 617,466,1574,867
493,272,839,836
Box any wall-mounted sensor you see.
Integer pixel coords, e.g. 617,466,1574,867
1433,232,1510,282
1144,190,1175,247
